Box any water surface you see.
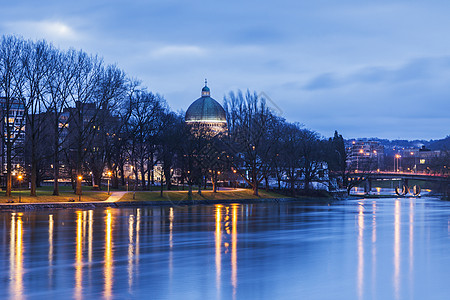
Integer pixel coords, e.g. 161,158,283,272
1,196,450,299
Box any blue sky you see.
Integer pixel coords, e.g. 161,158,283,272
1,0,449,140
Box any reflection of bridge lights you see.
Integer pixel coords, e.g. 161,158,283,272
394,200,401,299
357,203,364,299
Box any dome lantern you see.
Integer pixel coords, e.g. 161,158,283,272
201,79,210,97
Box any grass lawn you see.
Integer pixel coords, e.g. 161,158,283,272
0,186,109,203
120,188,286,202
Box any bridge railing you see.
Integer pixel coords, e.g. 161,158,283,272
349,171,449,178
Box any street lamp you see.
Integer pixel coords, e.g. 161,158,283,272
78,175,83,201
232,168,237,189
410,151,417,173
107,171,112,195
394,154,401,172
357,149,363,171
17,174,23,203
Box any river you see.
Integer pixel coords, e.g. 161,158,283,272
1,196,449,299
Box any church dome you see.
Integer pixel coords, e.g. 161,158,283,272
185,83,226,123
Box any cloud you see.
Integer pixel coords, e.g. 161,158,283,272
304,73,340,90
3,20,80,41
1,0,449,140
304,56,450,91
150,45,206,58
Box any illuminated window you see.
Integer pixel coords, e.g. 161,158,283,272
420,159,425,164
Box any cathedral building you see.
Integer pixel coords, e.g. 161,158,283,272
185,81,227,136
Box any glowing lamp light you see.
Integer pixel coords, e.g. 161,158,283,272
78,176,83,181
18,175,23,180
107,171,112,177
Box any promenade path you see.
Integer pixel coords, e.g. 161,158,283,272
104,191,128,202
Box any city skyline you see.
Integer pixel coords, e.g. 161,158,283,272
1,0,450,140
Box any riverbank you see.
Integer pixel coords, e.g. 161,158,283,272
0,188,337,210
0,187,280,204
0,186,109,203
0,197,333,210
120,189,283,202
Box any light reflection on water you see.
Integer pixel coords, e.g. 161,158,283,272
104,209,113,299
357,202,364,300
9,213,24,299
75,211,82,300
394,200,401,300
215,204,222,299
1,197,450,299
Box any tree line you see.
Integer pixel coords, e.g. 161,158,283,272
0,35,348,198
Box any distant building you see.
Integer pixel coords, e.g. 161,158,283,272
185,81,227,136
347,140,384,171
0,97,26,177
399,146,441,173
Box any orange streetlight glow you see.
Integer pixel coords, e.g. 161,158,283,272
17,174,23,203
107,171,112,195
77,176,82,201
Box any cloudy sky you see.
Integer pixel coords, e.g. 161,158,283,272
1,0,449,140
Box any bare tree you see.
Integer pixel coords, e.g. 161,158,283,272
44,49,78,195
21,39,53,196
125,89,166,190
0,35,26,197
157,111,183,196
86,64,127,189
66,51,103,195
279,122,304,195
224,90,274,196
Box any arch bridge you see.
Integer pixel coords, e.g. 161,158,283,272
349,172,450,196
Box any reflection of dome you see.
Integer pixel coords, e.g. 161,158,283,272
185,83,226,123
